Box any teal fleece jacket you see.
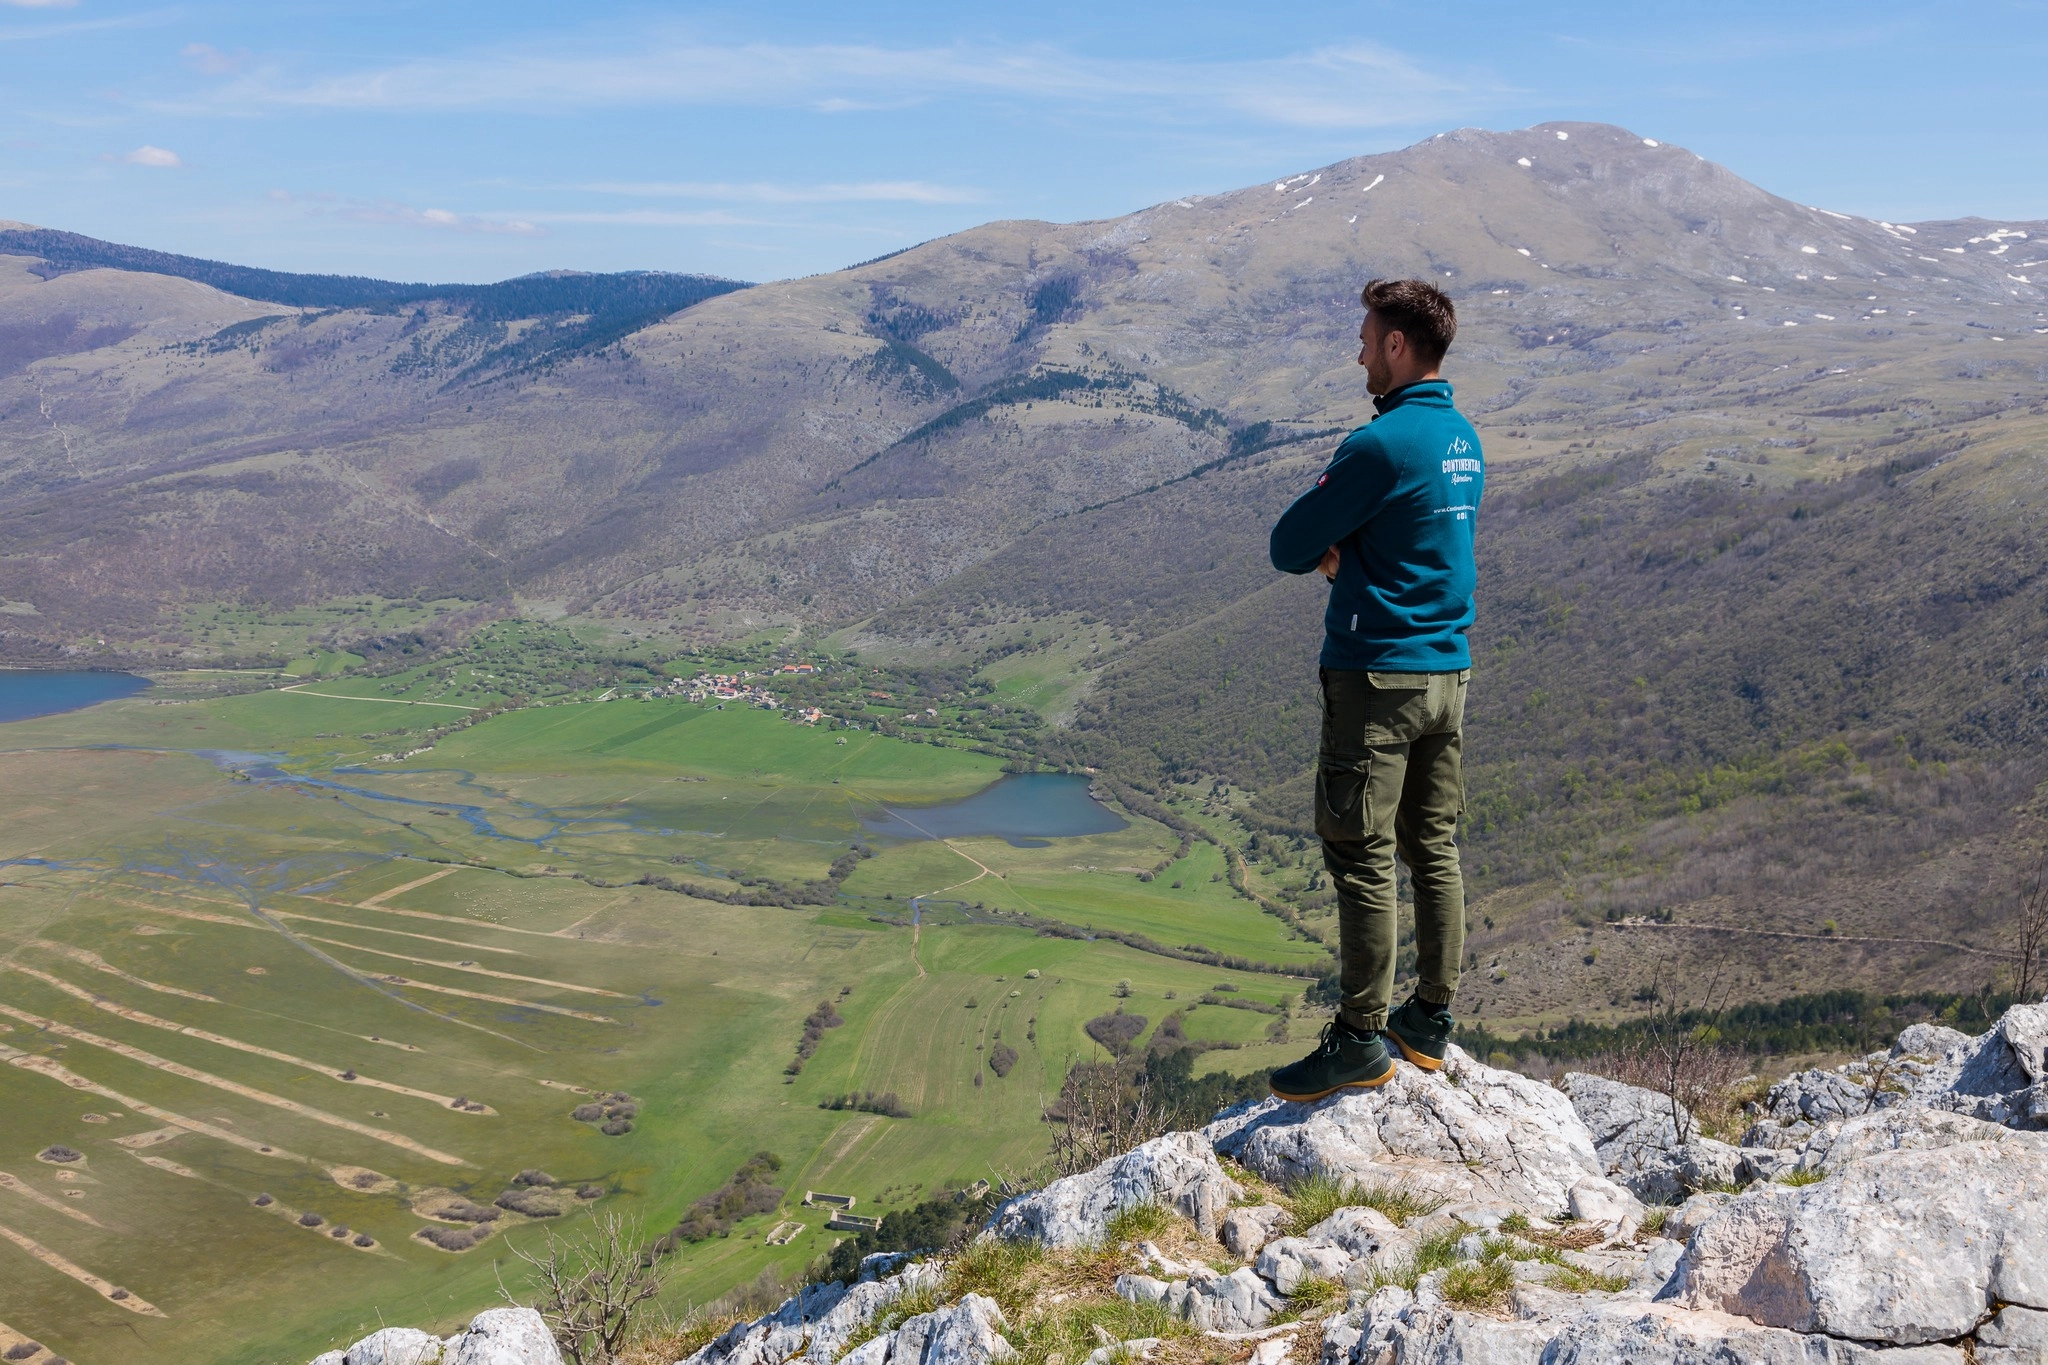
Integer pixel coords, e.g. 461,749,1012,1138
1268,379,1484,671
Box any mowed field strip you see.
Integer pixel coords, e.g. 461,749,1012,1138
0,1003,471,1166
0,687,1316,1365
3,959,489,1112
0,1171,103,1227
0,1221,164,1316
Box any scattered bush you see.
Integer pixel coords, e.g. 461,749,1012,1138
516,1169,559,1187
818,1091,910,1117
1083,1011,1148,1057
439,1199,501,1224
988,1043,1019,1079
37,1145,81,1164
252,1193,274,1207
328,1225,350,1239
498,1188,565,1218
297,1212,324,1228
668,1152,783,1244
353,1234,376,1248
785,1002,846,1075
601,1119,634,1136
5,1341,42,1360
418,1226,479,1252
571,1103,604,1122
577,1184,605,1200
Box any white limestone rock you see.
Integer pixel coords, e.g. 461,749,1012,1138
1209,1047,1600,1215
683,1264,941,1365
1080,1338,1160,1365
324,1326,445,1365
1220,1202,1289,1258
1557,1071,1759,1202
1300,1205,1406,1259
1114,1266,1282,1331
1254,1236,1352,1294
1540,1299,1967,1363
1977,1305,2048,1365
889,1294,1016,1365
1661,1191,1731,1245
990,1131,1239,1247
1660,1126,2048,1345
442,1309,563,1365
1623,1240,1685,1299
1567,1173,1645,1240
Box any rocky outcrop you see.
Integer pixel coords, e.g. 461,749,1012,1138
1660,1109,2048,1345
685,1263,944,1365
316,1005,2048,1365
1747,1003,2048,1144
1556,1072,1750,1202
990,1130,1240,1247
310,1308,562,1365
1209,1048,1602,1213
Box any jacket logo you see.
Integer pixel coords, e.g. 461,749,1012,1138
1316,473,1329,487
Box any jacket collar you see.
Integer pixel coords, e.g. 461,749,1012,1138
1372,378,1453,416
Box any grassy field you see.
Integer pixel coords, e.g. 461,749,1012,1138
0,683,1304,1364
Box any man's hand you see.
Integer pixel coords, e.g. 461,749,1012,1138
1318,545,1340,581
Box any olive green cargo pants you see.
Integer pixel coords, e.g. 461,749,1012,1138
1314,667,1467,1033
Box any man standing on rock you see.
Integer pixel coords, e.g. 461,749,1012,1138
1265,278,1482,1101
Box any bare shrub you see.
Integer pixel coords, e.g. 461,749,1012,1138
511,1211,666,1365
1589,958,1748,1144
2012,844,2048,1003
1044,1059,1168,1177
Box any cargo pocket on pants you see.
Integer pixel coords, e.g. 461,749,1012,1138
1315,762,1370,843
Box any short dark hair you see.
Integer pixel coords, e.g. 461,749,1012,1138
1361,278,1456,364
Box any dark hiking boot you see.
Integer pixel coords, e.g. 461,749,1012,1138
1387,995,1454,1071
1269,1020,1393,1101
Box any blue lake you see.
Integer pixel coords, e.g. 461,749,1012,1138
866,772,1127,846
0,670,151,723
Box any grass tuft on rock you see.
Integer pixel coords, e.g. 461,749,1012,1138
1441,1257,1515,1312
1543,1263,1631,1295
1282,1172,1444,1235
1777,1166,1827,1186
1287,1274,1344,1311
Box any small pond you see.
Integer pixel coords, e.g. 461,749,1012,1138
0,670,151,724
865,772,1127,847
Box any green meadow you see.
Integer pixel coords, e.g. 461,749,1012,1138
0,681,1309,1364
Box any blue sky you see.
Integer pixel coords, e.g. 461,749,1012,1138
3,1,2044,283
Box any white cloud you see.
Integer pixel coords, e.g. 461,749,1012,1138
182,42,248,76
573,180,985,205
197,34,1497,131
269,189,539,234
121,144,181,167
513,209,776,228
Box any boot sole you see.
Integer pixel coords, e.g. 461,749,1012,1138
1388,1032,1445,1071
1269,1067,1394,1102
